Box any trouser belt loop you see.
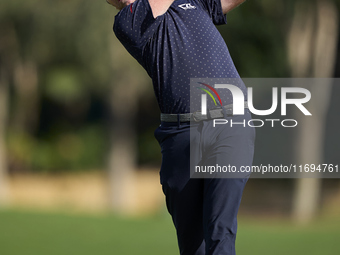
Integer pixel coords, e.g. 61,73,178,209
206,107,212,120
221,104,228,119
177,114,181,128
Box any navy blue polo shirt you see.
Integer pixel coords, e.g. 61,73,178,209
113,0,247,114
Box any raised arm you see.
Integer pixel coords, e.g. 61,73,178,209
221,0,246,14
107,0,174,18
148,0,175,18
106,0,135,10
107,0,245,16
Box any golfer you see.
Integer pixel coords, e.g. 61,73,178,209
107,0,255,254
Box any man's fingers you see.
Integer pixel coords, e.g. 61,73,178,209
106,0,125,10
106,0,115,5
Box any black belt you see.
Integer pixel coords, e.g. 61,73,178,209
160,102,248,122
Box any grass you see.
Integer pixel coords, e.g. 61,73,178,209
237,217,340,255
0,209,339,255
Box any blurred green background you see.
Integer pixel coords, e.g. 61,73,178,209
1,0,340,254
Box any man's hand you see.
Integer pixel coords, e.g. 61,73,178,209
221,0,246,14
106,0,135,10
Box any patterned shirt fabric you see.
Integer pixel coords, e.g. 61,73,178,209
113,0,247,114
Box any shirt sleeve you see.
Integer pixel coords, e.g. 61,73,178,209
196,0,227,25
113,0,155,64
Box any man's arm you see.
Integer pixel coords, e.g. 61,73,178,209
221,0,246,14
106,0,134,10
148,0,175,18
106,0,175,18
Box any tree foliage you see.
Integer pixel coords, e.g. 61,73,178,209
0,0,338,172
